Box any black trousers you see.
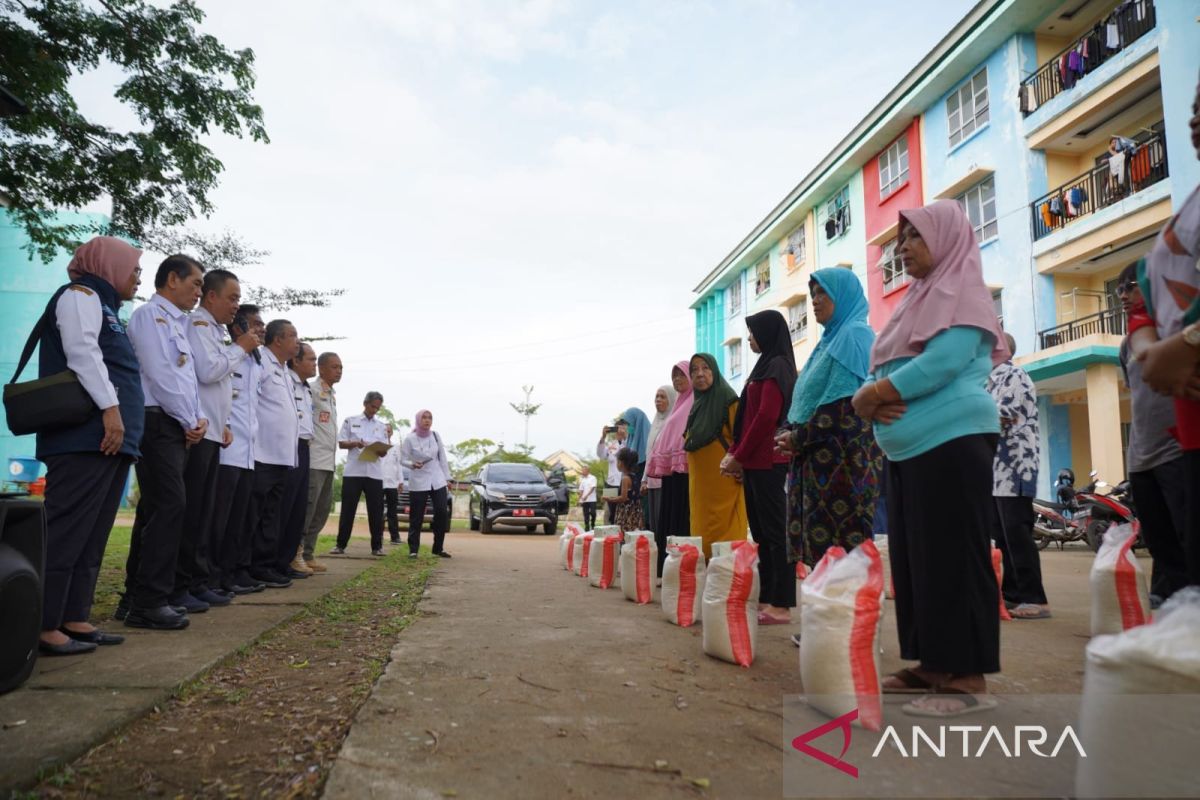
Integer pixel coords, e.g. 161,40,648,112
603,486,618,525
1132,457,1190,598
745,463,794,609
581,502,597,530
655,472,691,575
383,487,400,541
125,409,189,609
993,496,1048,606
338,476,384,550
409,486,449,555
250,461,290,575
1188,450,1200,586
42,453,131,630
213,464,254,587
887,434,1000,675
275,440,310,574
177,438,220,595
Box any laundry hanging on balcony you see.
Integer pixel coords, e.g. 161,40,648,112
1018,83,1038,113
1066,187,1088,217
1109,150,1127,185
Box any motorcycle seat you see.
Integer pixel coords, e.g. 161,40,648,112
1035,499,1070,511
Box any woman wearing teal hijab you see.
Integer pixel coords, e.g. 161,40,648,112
775,269,882,566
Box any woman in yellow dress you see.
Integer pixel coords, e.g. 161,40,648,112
684,353,749,557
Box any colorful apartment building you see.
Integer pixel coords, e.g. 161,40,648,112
690,0,1200,497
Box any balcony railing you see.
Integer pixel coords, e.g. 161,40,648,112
1029,132,1168,241
1019,0,1156,116
1038,307,1127,350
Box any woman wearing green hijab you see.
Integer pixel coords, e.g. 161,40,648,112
775,269,882,567
684,353,748,558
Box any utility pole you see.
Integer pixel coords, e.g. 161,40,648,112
509,385,541,451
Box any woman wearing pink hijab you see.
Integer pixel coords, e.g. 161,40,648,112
35,236,145,656
401,410,452,558
645,361,694,575
851,200,1008,718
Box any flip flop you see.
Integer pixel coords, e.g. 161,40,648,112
757,612,791,625
1010,603,1052,619
902,687,998,718
882,668,939,694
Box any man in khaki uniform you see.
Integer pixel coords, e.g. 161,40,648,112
300,352,341,571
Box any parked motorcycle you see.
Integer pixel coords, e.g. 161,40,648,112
1032,468,1089,550
1074,471,1140,552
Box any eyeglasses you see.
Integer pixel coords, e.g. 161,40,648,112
1116,281,1137,295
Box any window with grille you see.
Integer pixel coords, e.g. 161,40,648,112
992,289,1004,327
754,257,771,296
788,300,808,343
947,67,989,147
879,137,910,200
956,176,998,244
879,239,909,293
727,277,742,317
727,341,743,377
785,225,806,270
824,186,851,240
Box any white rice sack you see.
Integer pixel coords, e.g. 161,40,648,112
667,535,703,550
574,533,595,577
799,541,885,731
559,523,584,569
620,531,658,604
565,528,585,574
589,533,622,588
662,543,705,627
1089,523,1150,636
701,542,760,667
1076,588,1200,798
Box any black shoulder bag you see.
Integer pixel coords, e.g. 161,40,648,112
2,298,97,435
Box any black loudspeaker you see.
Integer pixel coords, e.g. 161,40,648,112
0,498,45,694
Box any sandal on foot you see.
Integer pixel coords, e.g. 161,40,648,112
757,612,790,625
1010,603,1051,619
902,687,998,718
882,668,940,694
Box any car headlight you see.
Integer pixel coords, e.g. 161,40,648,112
486,490,506,501
541,491,557,502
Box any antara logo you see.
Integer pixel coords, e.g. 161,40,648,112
791,709,1087,778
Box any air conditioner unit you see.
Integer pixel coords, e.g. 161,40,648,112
0,499,45,693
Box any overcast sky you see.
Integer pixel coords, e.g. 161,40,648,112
88,0,976,461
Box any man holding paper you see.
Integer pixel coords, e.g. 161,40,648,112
331,391,391,556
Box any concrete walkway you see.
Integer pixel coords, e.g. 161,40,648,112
0,548,381,790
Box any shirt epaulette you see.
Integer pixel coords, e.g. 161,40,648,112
154,317,168,325
192,319,209,327
67,285,94,295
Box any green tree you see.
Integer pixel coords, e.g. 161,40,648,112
509,385,541,450
1,0,269,260
375,406,410,436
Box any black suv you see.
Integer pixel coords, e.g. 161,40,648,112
468,463,558,534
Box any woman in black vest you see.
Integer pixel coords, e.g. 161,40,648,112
36,237,146,656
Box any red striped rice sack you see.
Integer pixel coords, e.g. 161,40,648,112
702,542,760,667
798,540,885,731
560,523,584,570
620,531,657,604
575,532,595,577
589,533,622,588
1089,522,1150,636
662,543,705,627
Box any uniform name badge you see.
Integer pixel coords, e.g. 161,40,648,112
178,353,188,367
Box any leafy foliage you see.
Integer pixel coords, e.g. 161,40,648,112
447,437,547,480
0,0,268,260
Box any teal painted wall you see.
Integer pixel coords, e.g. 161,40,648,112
0,210,108,478
814,170,868,286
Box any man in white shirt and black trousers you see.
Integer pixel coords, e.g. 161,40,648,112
331,392,390,555
276,341,317,579
211,305,266,595
176,269,258,613
119,255,206,631
247,319,301,588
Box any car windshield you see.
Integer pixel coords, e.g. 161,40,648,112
487,465,545,483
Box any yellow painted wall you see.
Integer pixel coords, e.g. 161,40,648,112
770,211,820,369
1068,401,1092,477
1035,34,1071,66
1086,363,1126,483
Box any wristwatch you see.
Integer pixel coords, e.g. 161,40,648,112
1184,322,1200,348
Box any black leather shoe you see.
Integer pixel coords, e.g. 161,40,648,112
227,581,264,595
434,551,452,558
39,638,98,656
286,568,311,579
249,570,292,589
124,605,190,630
61,628,125,646
168,592,210,614
194,588,232,606
114,595,130,621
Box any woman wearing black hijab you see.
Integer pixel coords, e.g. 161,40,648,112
722,309,798,624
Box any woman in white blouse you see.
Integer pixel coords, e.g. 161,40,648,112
401,409,452,558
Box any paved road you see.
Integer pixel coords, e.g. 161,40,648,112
323,533,1110,799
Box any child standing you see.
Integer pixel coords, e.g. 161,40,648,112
604,447,644,532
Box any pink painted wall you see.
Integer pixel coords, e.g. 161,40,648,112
863,119,923,329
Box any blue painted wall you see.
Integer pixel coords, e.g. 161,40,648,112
1157,3,1200,199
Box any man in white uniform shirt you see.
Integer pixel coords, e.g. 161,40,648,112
212,305,265,595
176,269,258,612
247,319,301,588
120,255,206,631
596,421,628,525
301,352,341,572
381,426,405,545
277,342,317,578
331,391,390,555
577,465,598,530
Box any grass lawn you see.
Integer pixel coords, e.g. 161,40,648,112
93,519,473,620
